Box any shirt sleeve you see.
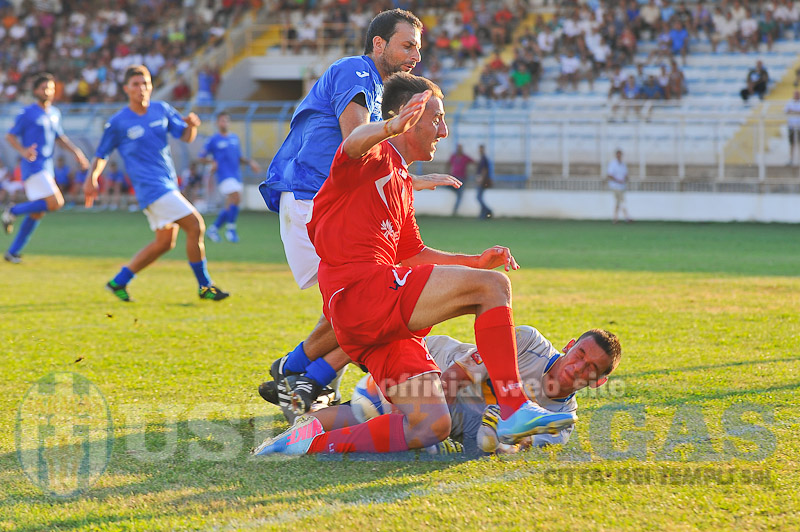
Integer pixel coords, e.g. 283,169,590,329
163,102,188,139
329,62,373,119
451,347,490,385
94,120,119,159
8,108,26,137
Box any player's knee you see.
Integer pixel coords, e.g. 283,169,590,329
481,270,511,301
430,413,452,444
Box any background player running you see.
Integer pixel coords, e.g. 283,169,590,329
84,65,228,302
2,73,89,263
199,111,261,243
254,73,575,456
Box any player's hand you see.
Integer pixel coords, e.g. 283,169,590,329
83,178,98,208
22,143,37,162
476,245,519,272
184,112,201,128
75,151,90,171
387,90,431,136
411,173,462,191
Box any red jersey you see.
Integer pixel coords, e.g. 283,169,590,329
307,141,425,267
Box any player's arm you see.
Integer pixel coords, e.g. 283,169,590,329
84,157,108,207
342,91,431,159
239,156,261,173
338,96,371,139
5,132,36,162
401,245,519,271
180,112,201,143
409,173,462,191
55,136,89,170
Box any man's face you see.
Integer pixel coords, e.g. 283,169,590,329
549,336,612,397
376,22,422,76
33,80,55,105
123,74,152,106
217,114,229,132
406,95,448,162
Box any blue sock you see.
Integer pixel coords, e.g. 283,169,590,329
10,199,48,216
213,208,229,229
283,342,311,373
227,204,239,225
8,216,39,255
112,266,135,287
189,259,212,287
305,357,337,387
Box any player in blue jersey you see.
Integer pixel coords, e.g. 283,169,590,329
2,73,89,263
258,9,460,420
84,65,229,302
199,111,261,243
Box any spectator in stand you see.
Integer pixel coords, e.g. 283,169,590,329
537,25,556,55
639,74,666,102
640,0,661,36
648,21,672,64
196,66,218,104
669,20,690,65
658,64,672,98
739,8,759,52
785,90,800,165
474,64,496,101
491,3,514,48
712,9,740,53
558,48,581,92
0,159,25,205
173,78,191,101
510,50,533,98
458,29,482,66
759,10,779,52
448,144,474,216
693,3,714,37
669,59,687,99
608,64,626,100
740,60,769,102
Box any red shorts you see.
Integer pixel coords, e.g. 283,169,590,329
318,262,440,395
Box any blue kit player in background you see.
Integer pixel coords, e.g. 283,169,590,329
84,65,229,302
2,72,89,263
199,111,261,243
258,9,460,419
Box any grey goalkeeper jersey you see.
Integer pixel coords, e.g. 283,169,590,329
425,326,577,447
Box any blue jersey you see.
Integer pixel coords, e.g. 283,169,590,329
8,103,65,179
260,55,384,212
54,164,71,185
201,132,242,183
95,101,187,208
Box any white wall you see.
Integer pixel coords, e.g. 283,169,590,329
243,185,800,223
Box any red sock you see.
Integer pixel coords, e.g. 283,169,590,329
474,306,528,418
307,413,409,454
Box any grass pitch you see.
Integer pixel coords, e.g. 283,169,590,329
1,211,799,531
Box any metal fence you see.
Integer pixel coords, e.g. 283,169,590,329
2,99,799,194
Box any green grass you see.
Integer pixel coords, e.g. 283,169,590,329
1,211,799,531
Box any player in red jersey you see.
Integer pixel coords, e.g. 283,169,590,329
253,73,576,456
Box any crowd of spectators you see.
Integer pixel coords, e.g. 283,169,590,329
471,0,798,103
0,0,255,104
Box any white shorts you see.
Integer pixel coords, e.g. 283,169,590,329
23,170,59,201
143,190,196,231
279,191,320,290
218,177,243,196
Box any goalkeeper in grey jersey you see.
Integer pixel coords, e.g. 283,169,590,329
310,326,621,454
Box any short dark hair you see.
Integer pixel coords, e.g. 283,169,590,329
32,72,54,92
217,111,230,119
577,329,622,376
123,65,151,85
364,9,422,55
381,72,442,120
